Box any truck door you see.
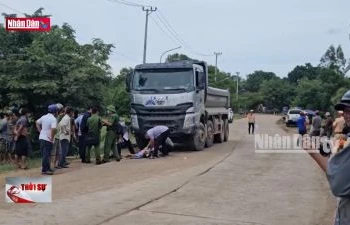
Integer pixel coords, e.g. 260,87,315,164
194,66,205,113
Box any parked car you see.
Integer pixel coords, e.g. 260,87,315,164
285,108,302,127
228,108,233,123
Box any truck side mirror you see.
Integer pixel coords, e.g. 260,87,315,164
195,71,204,89
125,73,131,92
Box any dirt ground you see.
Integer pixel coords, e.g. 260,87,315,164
0,116,336,225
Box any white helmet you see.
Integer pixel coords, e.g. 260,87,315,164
56,103,64,110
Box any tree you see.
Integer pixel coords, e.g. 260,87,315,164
245,71,278,92
287,63,318,84
291,78,329,111
0,9,114,115
259,79,295,110
106,67,133,117
320,45,348,74
166,53,191,62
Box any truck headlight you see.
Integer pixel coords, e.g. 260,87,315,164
183,113,196,128
131,114,139,129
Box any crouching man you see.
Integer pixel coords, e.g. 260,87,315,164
144,125,172,158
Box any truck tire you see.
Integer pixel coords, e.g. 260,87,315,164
135,135,147,149
214,119,225,143
224,119,229,142
191,123,206,151
205,120,214,148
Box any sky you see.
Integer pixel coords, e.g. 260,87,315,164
1,0,350,78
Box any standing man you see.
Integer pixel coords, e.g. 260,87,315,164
301,90,350,224
36,105,57,175
333,111,345,141
310,110,322,137
57,107,73,169
85,107,102,165
51,103,64,169
102,105,119,163
6,111,16,162
296,111,307,147
144,125,171,158
247,110,255,134
116,121,135,159
79,106,92,163
14,108,30,169
322,112,333,138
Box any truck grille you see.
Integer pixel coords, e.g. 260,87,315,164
131,103,193,132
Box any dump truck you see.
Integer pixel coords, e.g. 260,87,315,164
125,60,231,150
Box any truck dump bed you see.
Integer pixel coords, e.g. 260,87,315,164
205,86,230,108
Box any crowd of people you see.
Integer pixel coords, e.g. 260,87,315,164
296,109,345,141
0,103,174,175
298,90,350,224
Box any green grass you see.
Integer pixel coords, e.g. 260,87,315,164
0,157,42,174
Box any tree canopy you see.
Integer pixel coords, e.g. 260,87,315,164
1,9,349,117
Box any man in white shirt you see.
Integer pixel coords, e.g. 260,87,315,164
57,107,73,169
36,104,58,175
144,125,171,158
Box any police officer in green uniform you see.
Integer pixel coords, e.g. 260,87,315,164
102,105,119,163
85,107,102,165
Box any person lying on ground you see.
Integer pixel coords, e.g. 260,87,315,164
125,147,153,159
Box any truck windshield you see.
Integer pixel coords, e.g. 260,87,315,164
132,69,194,92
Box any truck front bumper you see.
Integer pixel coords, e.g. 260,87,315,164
132,124,197,145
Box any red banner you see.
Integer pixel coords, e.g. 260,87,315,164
5,17,51,32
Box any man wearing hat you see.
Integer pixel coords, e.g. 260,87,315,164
302,90,350,224
36,104,58,175
322,112,333,138
333,110,345,140
102,105,119,163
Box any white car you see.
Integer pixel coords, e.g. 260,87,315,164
285,109,302,127
228,108,233,123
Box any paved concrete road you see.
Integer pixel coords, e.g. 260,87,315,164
0,115,335,225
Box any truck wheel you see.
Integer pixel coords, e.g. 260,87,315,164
214,119,225,143
224,119,229,142
135,135,147,149
192,123,205,151
205,120,214,148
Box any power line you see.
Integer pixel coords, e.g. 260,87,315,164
0,2,25,15
107,0,150,8
154,10,212,57
149,15,179,45
111,51,139,63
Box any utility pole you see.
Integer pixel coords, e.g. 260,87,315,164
142,6,157,64
214,52,222,82
236,72,240,101
236,72,240,113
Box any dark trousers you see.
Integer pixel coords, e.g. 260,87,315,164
40,140,53,173
310,130,320,137
297,130,306,147
59,139,69,167
117,138,135,157
248,123,255,134
154,129,171,157
78,135,86,162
